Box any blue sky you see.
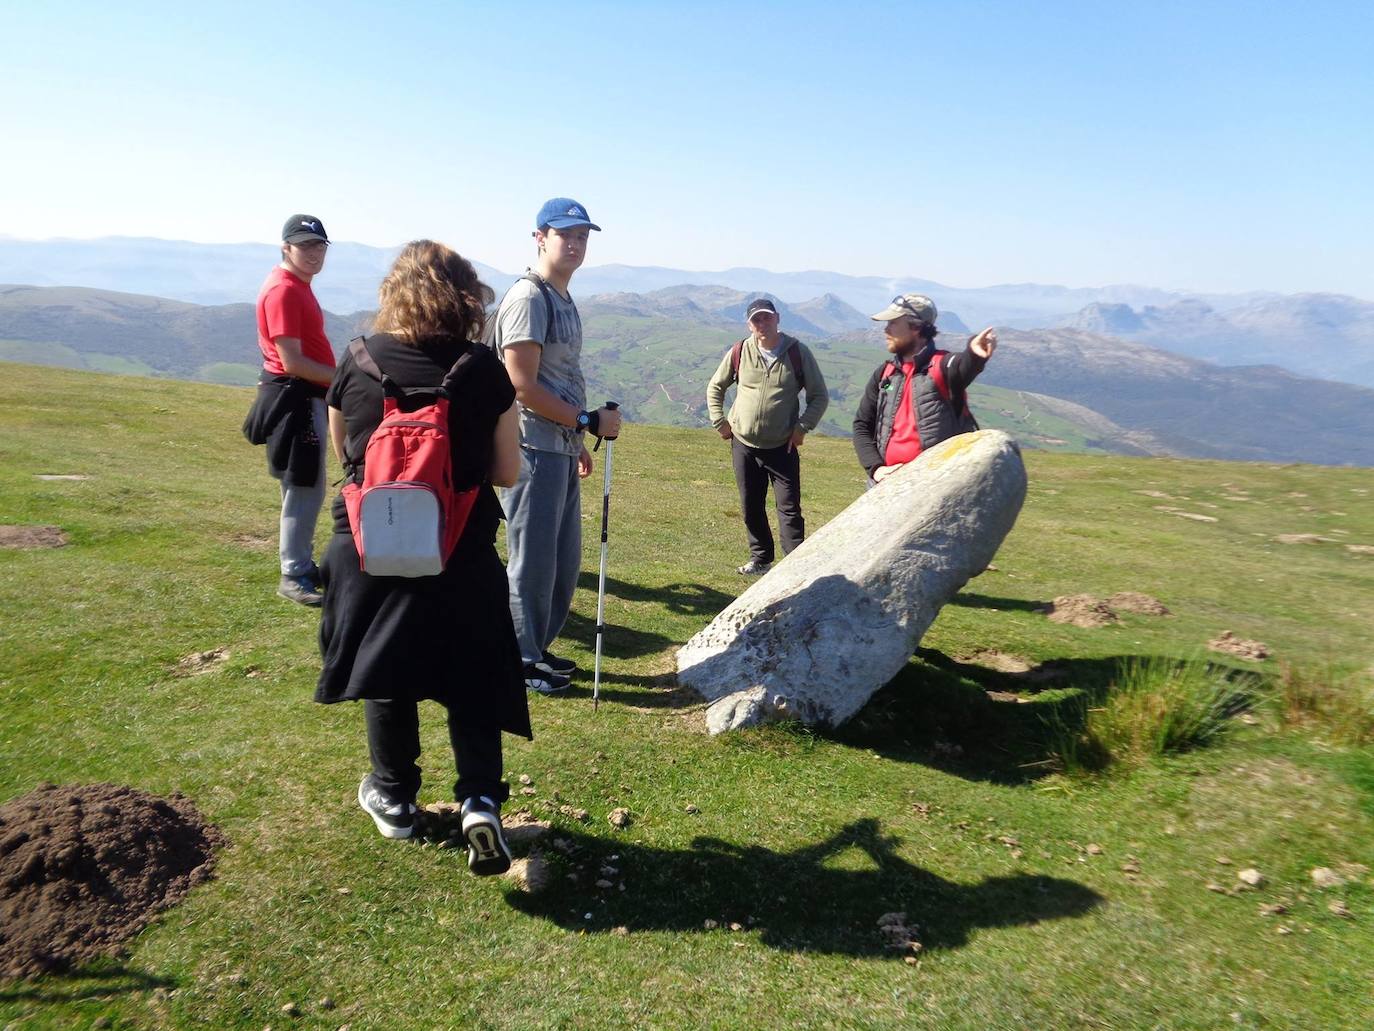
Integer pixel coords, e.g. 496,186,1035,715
3,0,1371,297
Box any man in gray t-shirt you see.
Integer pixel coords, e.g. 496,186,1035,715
492,198,623,695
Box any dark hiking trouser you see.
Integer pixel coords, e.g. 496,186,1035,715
731,438,804,565
364,699,508,807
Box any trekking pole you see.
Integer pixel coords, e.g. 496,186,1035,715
591,402,619,712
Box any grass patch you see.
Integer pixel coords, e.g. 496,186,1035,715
1272,661,1374,746
2,363,1373,1030
1072,657,1256,768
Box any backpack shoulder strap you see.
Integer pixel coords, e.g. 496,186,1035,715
880,358,900,382
729,338,747,383
348,336,384,381
784,341,806,391
522,271,558,344
925,349,953,401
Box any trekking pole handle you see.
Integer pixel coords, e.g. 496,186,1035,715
593,401,619,451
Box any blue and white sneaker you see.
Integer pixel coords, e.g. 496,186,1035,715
536,650,577,676
460,795,512,876
523,663,570,695
357,775,414,839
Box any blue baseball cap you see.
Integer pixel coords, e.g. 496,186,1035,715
536,198,601,232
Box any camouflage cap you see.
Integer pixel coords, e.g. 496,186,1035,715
870,293,937,325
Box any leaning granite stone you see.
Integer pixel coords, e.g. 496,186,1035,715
678,430,1027,733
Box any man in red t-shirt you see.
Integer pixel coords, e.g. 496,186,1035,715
255,214,337,605
852,294,997,484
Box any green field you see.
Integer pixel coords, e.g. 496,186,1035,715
1,363,1371,1029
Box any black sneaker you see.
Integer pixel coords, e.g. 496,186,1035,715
537,650,577,676
736,560,771,576
460,795,512,876
523,662,570,695
357,775,414,839
278,573,323,607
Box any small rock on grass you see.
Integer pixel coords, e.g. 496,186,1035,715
685,803,700,814
1259,903,1287,917
608,807,632,829
1311,867,1345,888
505,851,552,893
1085,843,1103,855
519,774,533,786
281,1001,300,1016
1328,900,1353,918
1237,868,1265,888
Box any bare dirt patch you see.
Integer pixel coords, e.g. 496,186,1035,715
1208,631,1271,661
1345,544,1374,556
956,650,1034,673
1273,534,1337,545
1154,506,1219,523
1043,595,1119,628
173,647,230,677
1106,592,1172,616
33,474,90,482
0,525,68,550
230,533,275,552
0,783,225,980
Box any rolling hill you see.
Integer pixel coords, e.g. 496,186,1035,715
3,282,1373,466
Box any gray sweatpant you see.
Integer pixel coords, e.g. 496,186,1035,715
276,398,327,577
501,448,582,666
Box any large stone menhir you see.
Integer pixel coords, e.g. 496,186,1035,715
677,430,1027,734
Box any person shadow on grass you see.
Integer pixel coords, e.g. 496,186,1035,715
505,817,1102,955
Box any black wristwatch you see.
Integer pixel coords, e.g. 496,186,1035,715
575,410,592,432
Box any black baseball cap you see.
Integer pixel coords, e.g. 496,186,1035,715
282,214,328,244
745,298,778,320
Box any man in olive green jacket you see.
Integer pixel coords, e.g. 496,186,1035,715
706,298,829,575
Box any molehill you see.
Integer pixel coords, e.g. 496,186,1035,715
0,782,226,980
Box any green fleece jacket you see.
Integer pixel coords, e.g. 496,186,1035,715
705,333,829,449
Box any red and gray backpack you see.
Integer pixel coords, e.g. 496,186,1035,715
729,337,806,389
341,336,479,578
881,349,977,423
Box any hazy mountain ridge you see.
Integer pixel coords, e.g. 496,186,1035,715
3,281,1373,466
1060,293,1374,388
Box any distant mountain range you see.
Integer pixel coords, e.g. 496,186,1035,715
1060,295,1374,388
4,281,1373,467
3,236,1372,389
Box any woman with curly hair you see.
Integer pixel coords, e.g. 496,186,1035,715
316,240,527,875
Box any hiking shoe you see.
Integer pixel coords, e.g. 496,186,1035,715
357,775,414,840
278,573,323,607
736,560,771,576
460,795,512,876
523,663,570,695
536,650,577,676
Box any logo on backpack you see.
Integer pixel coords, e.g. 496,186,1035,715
341,337,479,578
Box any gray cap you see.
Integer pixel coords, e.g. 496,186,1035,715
870,293,937,325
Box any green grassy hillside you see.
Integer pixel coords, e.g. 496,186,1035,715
1,363,1371,1029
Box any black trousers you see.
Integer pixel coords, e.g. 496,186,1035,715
731,438,804,564
364,698,508,807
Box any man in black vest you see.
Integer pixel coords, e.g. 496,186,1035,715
852,294,997,484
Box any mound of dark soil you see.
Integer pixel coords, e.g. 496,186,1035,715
0,783,226,980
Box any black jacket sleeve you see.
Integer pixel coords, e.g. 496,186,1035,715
941,338,989,393
852,365,886,474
